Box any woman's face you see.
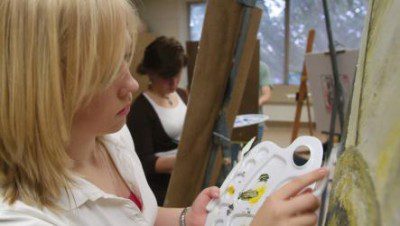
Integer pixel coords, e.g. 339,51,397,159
150,70,182,95
72,61,139,136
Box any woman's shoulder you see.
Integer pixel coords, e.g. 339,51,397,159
0,198,66,225
130,93,155,117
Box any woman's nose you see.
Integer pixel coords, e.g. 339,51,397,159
126,73,139,93
118,70,139,100
121,61,139,92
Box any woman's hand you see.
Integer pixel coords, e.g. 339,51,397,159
185,186,220,226
251,168,328,226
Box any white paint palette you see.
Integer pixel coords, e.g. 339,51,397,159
205,136,323,226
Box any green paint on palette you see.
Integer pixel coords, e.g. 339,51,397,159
258,173,269,182
238,190,258,201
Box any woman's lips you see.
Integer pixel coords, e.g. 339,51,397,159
117,106,130,116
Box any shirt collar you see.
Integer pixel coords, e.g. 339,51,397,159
56,176,105,210
57,127,137,211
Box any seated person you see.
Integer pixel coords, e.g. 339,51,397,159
127,36,188,205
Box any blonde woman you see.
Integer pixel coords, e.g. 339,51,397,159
0,0,327,225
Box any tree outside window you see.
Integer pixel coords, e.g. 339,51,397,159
189,0,367,85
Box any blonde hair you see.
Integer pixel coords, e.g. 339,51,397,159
0,0,138,207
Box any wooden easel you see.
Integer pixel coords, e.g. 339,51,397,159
291,29,315,142
186,41,260,143
185,41,259,188
164,0,262,207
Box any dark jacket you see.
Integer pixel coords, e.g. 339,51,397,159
127,88,187,205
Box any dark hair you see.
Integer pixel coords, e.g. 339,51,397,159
137,36,188,78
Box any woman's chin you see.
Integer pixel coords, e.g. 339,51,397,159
104,120,126,134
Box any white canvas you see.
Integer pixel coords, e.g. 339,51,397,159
305,50,358,134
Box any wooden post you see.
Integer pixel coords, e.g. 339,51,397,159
284,0,291,84
184,42,260,187
164,0,262,207
291,29,315,142
207,42,260,187
231,41,260,143
186,41,260,143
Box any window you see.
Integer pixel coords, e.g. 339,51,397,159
189,0,368,85
189,3,207,41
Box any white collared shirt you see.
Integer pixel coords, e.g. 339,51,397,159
0,126,158,225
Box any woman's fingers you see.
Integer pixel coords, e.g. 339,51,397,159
299,187,313,195
288,213,318,226
251,169,326,226
274,168,328,200
191,186,220,213
283,193,320,215
200,186,220,200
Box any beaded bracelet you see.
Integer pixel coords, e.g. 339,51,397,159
179,207,190,226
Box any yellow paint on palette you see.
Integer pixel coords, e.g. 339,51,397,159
226,185,235,196
248,185,266,204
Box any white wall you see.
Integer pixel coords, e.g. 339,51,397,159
139,0,189,42
138,0,190,87
262,85,315,122
263,104,315,123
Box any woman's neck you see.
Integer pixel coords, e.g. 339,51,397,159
67,127,98,169
149,85,171,97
